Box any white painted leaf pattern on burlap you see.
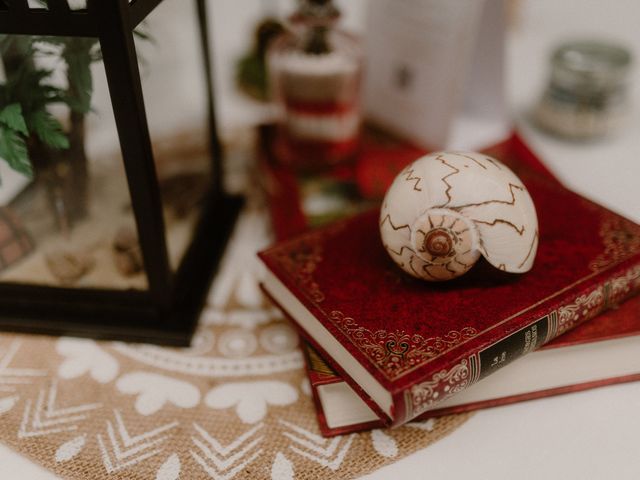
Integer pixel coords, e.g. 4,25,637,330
371,430,398,458
156,453,181,480
116,372,201,415
271,452,294,480
279,419,355,471
56,338,119,384
205,381,298,424
190,422,263,479
300,378,311,396
407,418,437,432
55,435,86,463
0,395,18,415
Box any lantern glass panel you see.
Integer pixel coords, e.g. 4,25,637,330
0,34,149,290
135,0,213,272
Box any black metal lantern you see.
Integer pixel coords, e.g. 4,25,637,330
0,0,242,345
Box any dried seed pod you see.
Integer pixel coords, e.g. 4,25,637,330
380,151,538,281
112,226,143,277
45,250,94,285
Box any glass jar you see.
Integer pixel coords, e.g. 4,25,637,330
535,40,632,139
267,0,362,172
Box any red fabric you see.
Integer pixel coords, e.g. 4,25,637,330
257,125,308,240
354,132,562,200
273,135,360,171
354,143,426,200
260,127,563,240
259,168,640,426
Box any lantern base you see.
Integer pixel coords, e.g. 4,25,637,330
0,193,244,346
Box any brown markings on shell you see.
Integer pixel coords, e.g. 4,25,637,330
386,244,417,257
432,154,526,220
380,214,412,233
434,154,460,207
451,183,525,210
518,229,539,269
472,217,526,235
403,168,423,191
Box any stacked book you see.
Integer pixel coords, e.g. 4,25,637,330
258,131,640,436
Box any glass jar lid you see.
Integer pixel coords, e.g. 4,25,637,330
551,40,632,93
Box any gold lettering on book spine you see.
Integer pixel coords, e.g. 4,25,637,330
329,310,478,378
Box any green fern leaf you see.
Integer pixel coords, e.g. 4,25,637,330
0,103,28,136
63,39,94,114
0,126,32,177
28,110,69,150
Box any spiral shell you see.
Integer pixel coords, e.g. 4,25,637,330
380,151,538,281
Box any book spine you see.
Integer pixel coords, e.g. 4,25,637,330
396,261,640,426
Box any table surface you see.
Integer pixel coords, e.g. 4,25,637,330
1,0,639,478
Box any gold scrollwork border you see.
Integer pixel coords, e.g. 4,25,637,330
408,356,475,419
330,310,478,378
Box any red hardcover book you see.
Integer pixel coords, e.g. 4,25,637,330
302,293,640,436
259,171,640,427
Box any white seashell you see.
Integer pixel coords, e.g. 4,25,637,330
380,151,538,281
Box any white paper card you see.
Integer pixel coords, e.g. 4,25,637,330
363,0,510,150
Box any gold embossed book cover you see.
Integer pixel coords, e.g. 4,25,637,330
259,163,640,428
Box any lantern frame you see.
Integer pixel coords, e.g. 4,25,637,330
0,0,242,345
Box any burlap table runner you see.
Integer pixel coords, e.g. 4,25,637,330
0,207,471,479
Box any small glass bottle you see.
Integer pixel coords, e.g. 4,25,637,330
535,40,632,139
267,0,362,172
